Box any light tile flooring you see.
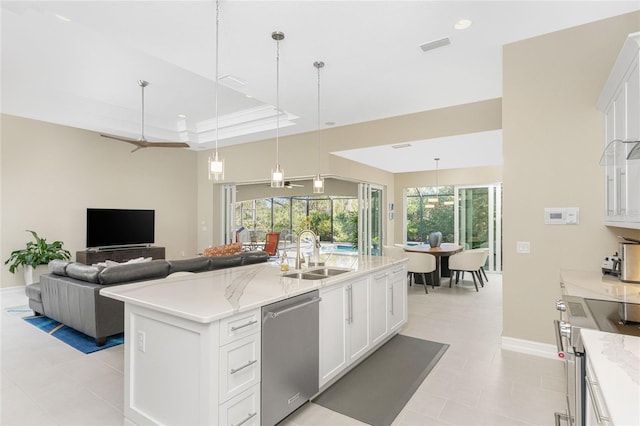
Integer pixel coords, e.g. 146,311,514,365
1,273,566,426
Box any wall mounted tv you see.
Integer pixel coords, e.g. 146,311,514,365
86,208,155,249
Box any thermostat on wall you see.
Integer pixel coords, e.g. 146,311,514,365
544,207,579,225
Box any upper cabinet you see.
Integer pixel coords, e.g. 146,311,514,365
597,32,640,229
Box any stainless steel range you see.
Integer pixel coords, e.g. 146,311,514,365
553,295,640,425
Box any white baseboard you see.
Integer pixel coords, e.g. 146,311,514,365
1,285,26,296
501,336,560,360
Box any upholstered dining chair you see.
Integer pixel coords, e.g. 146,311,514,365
263,231,281,257
383,245,406,259
448,250,487,292
404,251,437,294
468,248,490,281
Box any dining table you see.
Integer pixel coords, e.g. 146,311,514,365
402,243,464,285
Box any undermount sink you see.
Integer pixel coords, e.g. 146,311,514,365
281,267,351,280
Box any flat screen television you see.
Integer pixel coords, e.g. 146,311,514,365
86,208,155,249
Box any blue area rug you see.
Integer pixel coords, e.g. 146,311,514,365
23,316,124,354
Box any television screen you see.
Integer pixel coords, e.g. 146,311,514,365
86,208,155,249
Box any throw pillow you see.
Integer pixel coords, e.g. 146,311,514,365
203,242,242,257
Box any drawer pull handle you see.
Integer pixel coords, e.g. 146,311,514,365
230,320,258,332
230,359,257,375
232,411,257,426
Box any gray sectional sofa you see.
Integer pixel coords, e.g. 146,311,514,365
25,252,269,346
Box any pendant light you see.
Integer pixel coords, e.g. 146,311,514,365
208,0,224,181
270,31,285,188
427,157,440,204
313,61,325,194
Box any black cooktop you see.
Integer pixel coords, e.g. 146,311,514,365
584,298,640,337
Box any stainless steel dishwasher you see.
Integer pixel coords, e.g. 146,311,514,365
261,290,320,426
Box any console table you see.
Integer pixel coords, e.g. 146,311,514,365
76,246,165,265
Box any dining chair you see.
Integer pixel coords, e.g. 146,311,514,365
448,250,487,292
468,248,490,281
383,245,406,259
404,251,437,294
263,231,281,257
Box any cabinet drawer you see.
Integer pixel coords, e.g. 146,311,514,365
219,333,261,403
219,309,261,346
219,383,260,426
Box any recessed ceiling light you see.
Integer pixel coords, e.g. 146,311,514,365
454,19,472,30
55,14,71,22
177,114,187,119
245,94,253,98
392,143,412,149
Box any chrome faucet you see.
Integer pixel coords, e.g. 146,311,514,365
296,229,321,269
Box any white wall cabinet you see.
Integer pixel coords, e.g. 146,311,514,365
598,33,640,228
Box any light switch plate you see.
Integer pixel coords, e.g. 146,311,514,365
516,241,531,254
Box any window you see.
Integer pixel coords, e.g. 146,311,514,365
405,186,454,243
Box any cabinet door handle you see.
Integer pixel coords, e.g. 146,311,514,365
230,320,258,332
347,285,353,324
389,286,394,315
231,411,257,426
230,359,257,375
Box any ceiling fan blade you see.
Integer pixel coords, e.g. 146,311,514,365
144,142,190,148
100,133,143,146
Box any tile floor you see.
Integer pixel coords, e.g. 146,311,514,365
1,273,566,426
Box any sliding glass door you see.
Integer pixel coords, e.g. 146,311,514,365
358,183,382,256
454,184,502,272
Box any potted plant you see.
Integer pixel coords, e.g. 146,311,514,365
4,230,71,284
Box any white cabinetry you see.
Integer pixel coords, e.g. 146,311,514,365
370,271,389,346
122,305,261,425
319,276,371,386
585,358,612,426
598,33,640,228
388,266,408,332
319,283,348,386
319,264,407,388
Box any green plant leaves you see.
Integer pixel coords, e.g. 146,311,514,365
4,230,71,274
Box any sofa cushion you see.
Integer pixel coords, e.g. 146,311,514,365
240,251,269,265
98,259,170,285
209,254,243,270
168,257,211,274
48,259,70,276
66,263,102,283
203,242,242,257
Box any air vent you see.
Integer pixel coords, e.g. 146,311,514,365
218,74,247,89
419,37,451,53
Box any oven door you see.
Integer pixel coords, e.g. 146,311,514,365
553,299,575,426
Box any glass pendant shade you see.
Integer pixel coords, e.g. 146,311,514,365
208,151,224,181
271,164,284,188
313,173,325,194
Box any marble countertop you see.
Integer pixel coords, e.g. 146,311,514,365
100,255,406,323
560,270,640,304
580,329,640,425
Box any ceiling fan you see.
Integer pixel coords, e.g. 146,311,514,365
100,80,190,153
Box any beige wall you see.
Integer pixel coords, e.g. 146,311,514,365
1,114,199,288
502,12,640,344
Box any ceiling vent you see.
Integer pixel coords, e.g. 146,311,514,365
419,37,451,53
218,74,247,89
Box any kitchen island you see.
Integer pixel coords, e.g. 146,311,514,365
101,255,408,426
560,269,640,304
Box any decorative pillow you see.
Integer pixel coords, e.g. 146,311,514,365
48,259,70,276
203,242,242,257
66,263,102,283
